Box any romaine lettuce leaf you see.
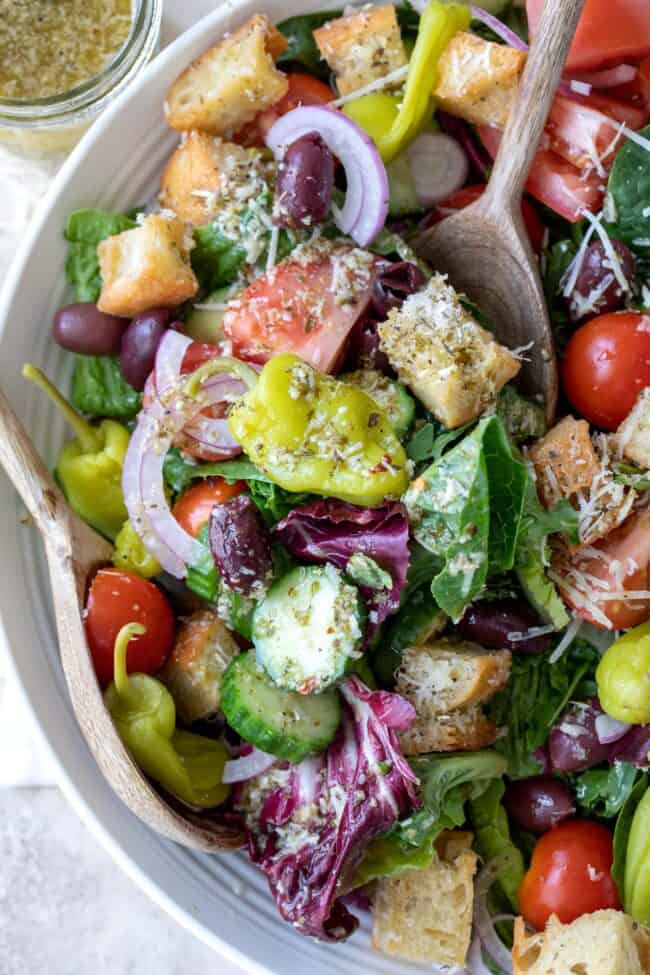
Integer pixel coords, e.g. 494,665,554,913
64,208,135,302
70,355,141,418
468,778,524,911
574,762,641,820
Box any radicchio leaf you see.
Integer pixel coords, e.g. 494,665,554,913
236,677,418,941
275,499,410,635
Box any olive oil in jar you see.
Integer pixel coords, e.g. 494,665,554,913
0,0,133,100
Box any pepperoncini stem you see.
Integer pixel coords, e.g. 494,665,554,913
22,363,101,454
113,622,147,699
185,356,259,400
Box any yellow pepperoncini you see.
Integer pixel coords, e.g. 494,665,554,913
23,363,129,540
343,93,400,149
104,623,230,809
228,353,409,506
377,0,470,163
113,519,162,579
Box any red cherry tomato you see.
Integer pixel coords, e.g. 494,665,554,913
180,342,224,375
173,478,245,537
85,568,175,687
519,820,621,931
562,311,650,430
236,73,334,147
430,183,546,254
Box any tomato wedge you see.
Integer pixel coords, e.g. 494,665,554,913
173,478,245,537
223,252,377,371
236,73,334,147
528,0,650,72
575,90,650,130
429,183,546,254
554,509,650,631
479,126,604,221
546,95,624,171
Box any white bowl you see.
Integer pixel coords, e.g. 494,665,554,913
0,3,431,973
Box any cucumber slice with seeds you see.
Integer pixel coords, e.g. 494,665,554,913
341,369,415,439
221,651,341,762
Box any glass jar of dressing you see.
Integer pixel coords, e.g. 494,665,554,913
0,0,162,159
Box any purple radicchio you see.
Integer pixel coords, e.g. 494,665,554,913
345,260,426,373
236,677,418,941
275,499,410,635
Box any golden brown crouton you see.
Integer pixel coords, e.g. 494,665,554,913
616,387,650,471
165,15,289,135
513,912,650,975
160,610,239,724
160,133,274,227
434,32,526,128
372,831,477,966
528,415,601,508
97,215,198,318
395,639,510,756
378,273,520,428
314,5,407,98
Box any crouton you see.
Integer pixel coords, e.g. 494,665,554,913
616,387,650,471
372,830,477,966
512,911,650,975
160,133,274,227
377,273,520,428
395,639,510,755
313,5,407,98
434,32,526,128
528,415,601,508
97,215,198,318
160,610,239,724
165,15,289,135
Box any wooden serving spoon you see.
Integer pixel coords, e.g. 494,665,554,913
415,0,587,422
0,385,244,852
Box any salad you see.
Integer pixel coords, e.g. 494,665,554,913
23,0,650,970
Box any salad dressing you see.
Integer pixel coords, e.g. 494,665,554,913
0,0,132,100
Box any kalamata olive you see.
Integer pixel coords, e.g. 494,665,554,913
457,598,552,655
549,698,610,773
53,302,128,355
274,133,335,228
209,495,273,597
567,240,636,322
504,776,576,834
119,308,173,391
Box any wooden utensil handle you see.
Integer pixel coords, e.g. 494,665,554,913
484,0,586,211
0,386,65,533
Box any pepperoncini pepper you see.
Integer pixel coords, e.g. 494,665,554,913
227,353,409,506
104,623,230,809
378,0,470,163
113,518,162,579
23,364,129,540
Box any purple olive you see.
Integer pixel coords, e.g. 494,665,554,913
209,495,273,597
119,308,173,391
53,303,128,355
504,776,576,835
567,240,636,322
457,598,552,655
275,133,335,228
549,698,610,773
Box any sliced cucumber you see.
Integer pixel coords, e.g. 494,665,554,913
184,284,240,344
221,651,342,761
387,153,420,217
341,369,415,439
252,564,365,693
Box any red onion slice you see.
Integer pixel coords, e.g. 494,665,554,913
595,713,631,744
154,330,193,397
182,414,242,455
473,856,514,974
265,106,389,247
406,131,469,206
469,5,528,50
222,748,277,784
572,64,637,89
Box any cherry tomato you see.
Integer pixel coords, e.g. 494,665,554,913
223,254,377,371
180,342,224,375
576,90,650,131
85,568,175,687
545,94,647,174
527,0,650,72
555,509,650,630
429,183,546,254
480,127,603,221
236,73,334,147
563,311,650,430
172,478,245,537
519,819,621,931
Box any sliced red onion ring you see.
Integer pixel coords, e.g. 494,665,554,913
154,330,193,397
469,5,528,50
595,713,631,744
406,132,469,206
182,414,242,455
572,64,637,89
473,855,514,974
222,748,277,784
265,106,389,247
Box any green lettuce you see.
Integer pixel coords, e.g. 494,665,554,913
162,448,269,495
70,356,141,418
468,779,525,911
605,124,650,252
64,208,135,302
574,762,641,820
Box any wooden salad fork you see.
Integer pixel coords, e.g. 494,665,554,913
0,385,243,852
415,0,587,423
